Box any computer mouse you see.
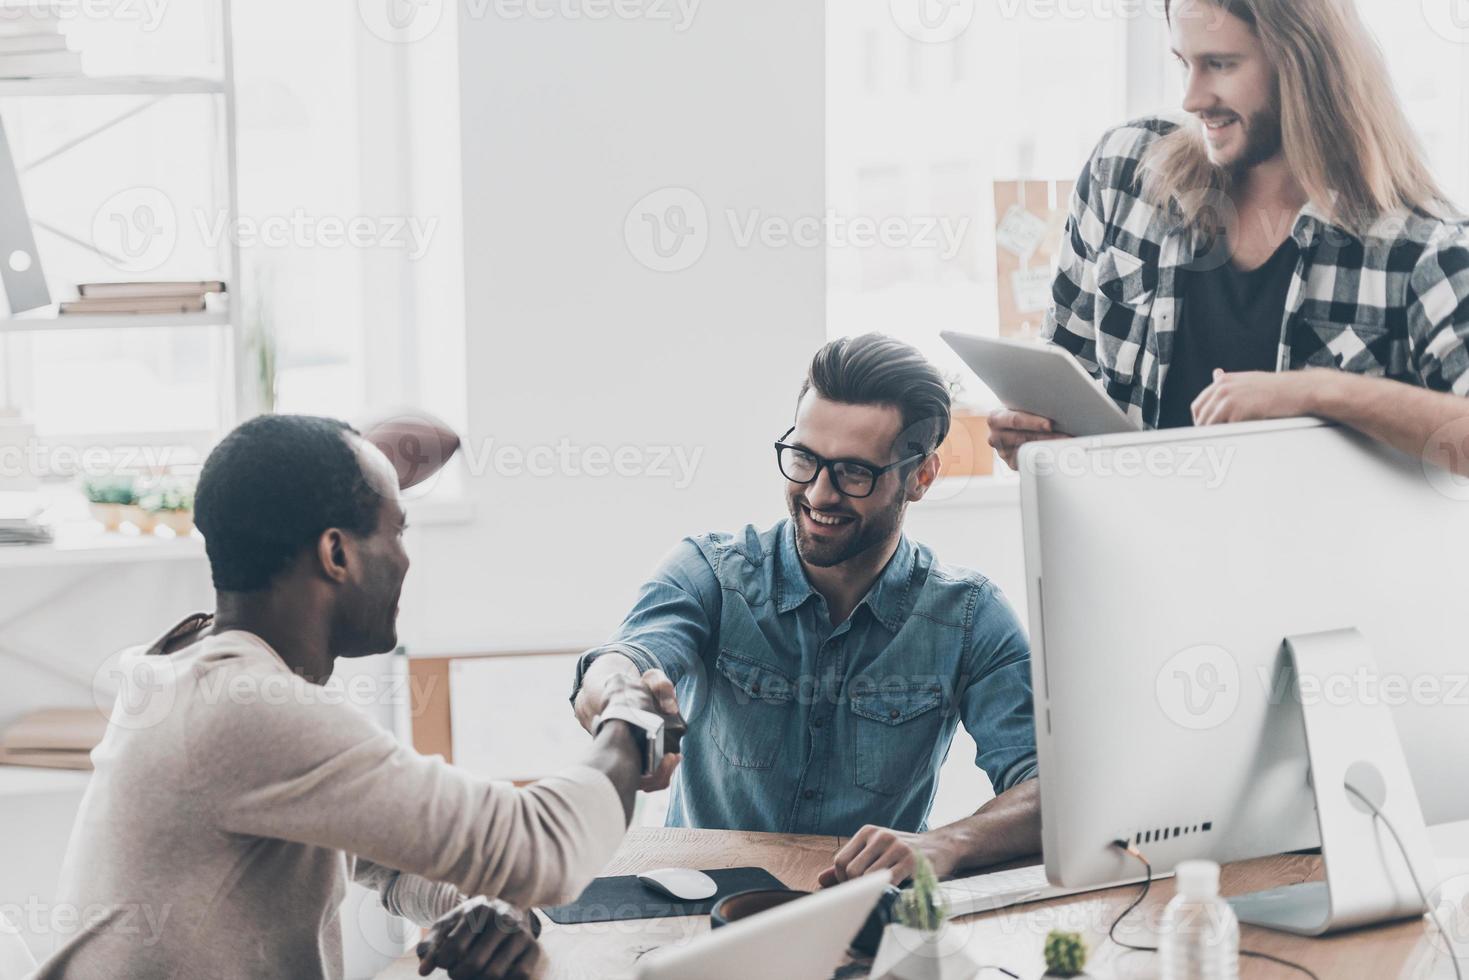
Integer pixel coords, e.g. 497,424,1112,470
637,867,719,902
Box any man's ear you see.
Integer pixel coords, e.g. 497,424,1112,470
316,528,351,584
908,453,942,502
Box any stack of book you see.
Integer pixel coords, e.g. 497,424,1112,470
61,280,227,315
0,490,49,544
0,3,81,79
0,707,106,770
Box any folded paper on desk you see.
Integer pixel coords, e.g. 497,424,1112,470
542,868,785,924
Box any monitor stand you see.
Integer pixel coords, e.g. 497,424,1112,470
1227,628,1436,936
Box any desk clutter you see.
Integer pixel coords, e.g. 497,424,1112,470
0,707,105,770
541,867,786,925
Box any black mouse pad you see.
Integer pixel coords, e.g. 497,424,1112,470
540,867,787,924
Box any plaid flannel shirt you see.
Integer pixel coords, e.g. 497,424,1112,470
1044,115,1469,429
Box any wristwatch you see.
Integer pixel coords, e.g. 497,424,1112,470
593,703,676,776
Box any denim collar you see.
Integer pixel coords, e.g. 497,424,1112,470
774,518,920,632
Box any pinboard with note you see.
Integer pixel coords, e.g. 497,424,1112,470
992,179,1073,339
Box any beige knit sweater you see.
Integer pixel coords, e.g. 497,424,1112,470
33,622,624,980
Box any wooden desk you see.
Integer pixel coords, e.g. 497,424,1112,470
381,828,1452,979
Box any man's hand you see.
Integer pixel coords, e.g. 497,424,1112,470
416,898,543,980
987,409,1070,471
817,825,959,888
1191,369,1322,426
599,667,683,792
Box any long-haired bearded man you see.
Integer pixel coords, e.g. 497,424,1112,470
988,0,1469,476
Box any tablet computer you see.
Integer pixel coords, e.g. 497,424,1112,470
941,330,1139,438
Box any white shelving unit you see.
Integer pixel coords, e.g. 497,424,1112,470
0,0,249,419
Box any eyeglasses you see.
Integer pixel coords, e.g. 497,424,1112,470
773,427,928,499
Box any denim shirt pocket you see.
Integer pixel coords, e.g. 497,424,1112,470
849,685,945,796
709,650,796,770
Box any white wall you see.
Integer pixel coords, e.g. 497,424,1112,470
398,0,827,655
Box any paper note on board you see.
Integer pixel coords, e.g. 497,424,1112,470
995,204,1049,261
1011,267,1053,314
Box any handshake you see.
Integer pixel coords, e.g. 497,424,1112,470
574,658,687,793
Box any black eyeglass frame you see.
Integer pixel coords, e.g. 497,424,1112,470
772,427,930,499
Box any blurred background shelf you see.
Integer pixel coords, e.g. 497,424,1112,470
0,307,229,333
0,75,224,98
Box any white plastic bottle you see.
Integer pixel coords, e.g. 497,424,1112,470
1159,860,1240,980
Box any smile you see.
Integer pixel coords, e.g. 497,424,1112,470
802,504,854,528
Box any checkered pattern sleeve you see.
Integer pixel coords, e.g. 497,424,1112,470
1407,225,1469,396
1043,151,1105,380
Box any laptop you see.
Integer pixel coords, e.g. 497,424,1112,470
633,870,891,980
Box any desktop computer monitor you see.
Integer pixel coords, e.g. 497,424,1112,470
1019,418,1469,934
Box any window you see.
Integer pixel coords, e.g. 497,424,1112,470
0,0,465,483
827,1,1130,408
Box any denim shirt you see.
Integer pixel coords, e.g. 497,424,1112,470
572,520,1038,836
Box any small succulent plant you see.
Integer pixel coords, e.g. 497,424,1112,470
139,483,194,514
1043,929,1088,977
82,476,136,506
893,853,949,933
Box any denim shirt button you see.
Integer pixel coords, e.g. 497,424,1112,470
802,789,815,800
888,709,900,720
813,718,824,729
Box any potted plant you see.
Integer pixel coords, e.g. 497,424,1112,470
936,374,995,479
139,482,195,537
1043,930,1089,978
869,855,982,980
82,476,136,532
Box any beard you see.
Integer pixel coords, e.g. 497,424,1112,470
1204,98,1283,176
787,488,906,569
1232,100,1283,173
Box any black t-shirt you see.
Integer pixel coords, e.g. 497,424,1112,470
1157,237,1299,429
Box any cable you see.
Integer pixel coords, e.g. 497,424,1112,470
1345,782,1464,980
1106,839,1321,980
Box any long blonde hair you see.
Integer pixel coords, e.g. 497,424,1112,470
1144,0,1456,236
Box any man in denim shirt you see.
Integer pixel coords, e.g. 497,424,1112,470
573,334,1039,883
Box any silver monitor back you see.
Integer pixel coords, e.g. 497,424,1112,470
1020,418,1469,888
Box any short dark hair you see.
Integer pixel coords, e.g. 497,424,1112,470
798,333,952,455
194,415,381,592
